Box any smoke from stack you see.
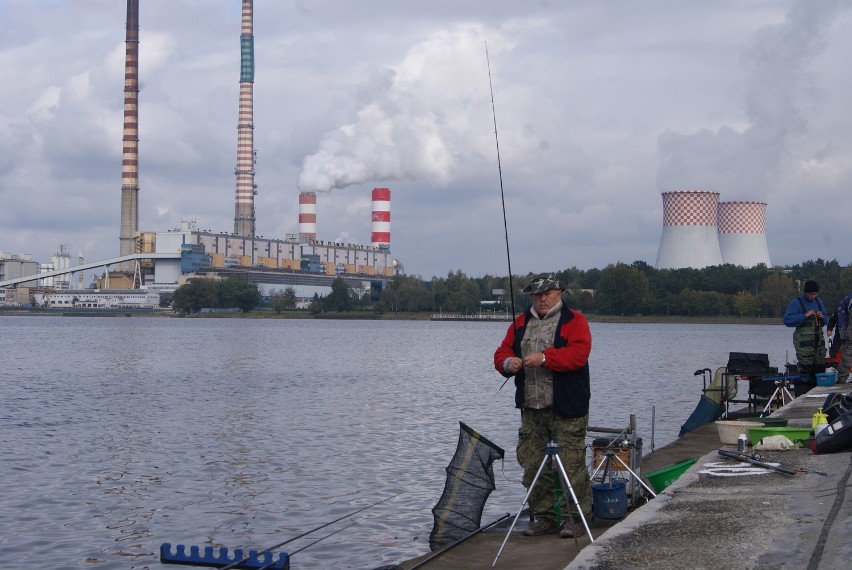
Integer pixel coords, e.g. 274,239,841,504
233,0,256,237
119,0,139,261
371,188,391,249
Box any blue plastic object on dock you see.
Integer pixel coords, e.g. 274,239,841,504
160,543,290,569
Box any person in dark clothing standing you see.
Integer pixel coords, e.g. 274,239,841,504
783,279,828,386
493,274,593,539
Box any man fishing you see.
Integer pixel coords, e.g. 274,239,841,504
493,273,593,538
783,279,828,387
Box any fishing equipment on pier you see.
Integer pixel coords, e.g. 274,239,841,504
429,422,504,551
160,494,399,569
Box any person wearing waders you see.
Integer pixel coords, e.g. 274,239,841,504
494,274,593,539
833,293,852,383
783,279,828,391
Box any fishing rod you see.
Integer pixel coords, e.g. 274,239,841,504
485,42,517,329
407,513,512,569
486,43,518,394
717,449,798,476
214,492,401,570
249,521,358,570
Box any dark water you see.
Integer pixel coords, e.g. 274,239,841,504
0,316,793,569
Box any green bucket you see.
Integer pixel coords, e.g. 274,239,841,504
644,458,698,493
739,417,789,427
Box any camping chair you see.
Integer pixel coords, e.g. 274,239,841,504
701,366,738,416
724,352,776,414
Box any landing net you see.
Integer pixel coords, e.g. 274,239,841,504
428,422,504,551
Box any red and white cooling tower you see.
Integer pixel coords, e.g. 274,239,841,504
717,201,771,267
298,192,317,241
655,191,724,269
371,188,391,249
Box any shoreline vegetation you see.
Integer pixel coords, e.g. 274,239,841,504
0,306,781,325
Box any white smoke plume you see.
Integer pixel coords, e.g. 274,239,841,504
297,25,509,192
656,0,850,197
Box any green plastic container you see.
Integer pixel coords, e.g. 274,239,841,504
746,426,812,446
739,417,789,427
644,458,698,493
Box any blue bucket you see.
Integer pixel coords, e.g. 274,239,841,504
592,478,628,519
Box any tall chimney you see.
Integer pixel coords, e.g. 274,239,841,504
717,201,771,267
298,192,317,241
371,187,391,249
655,190,723,269
233,0,256,236
119,0,140,262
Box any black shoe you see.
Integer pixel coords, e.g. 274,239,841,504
560,515,593,538
522,517,559,536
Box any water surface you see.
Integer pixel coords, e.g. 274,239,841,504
0,316,792,569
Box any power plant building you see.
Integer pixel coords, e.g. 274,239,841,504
717,201,771,267
655,191,724,269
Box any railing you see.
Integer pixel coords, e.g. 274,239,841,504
430,313,512,321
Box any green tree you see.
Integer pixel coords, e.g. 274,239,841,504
172,278,218,314
732,290,761,317
215,277,261,312
269,287,296,313
596,263,651,315
325,277,352,311
760,273,795,317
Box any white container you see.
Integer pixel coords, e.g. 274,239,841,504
715,420,764,445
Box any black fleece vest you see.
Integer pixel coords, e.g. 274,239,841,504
511,304,591,418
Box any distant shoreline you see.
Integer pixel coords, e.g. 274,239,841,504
0,307,782,325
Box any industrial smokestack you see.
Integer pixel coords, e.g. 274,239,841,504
119,0,140,261
298,192,317,241
655,190,723,269
371,187,391,249
233,0,256,236
717,201,771,267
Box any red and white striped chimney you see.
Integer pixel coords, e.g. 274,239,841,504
233,0,256,236
298,192,317,241
371,187,391,249
119,0,140,262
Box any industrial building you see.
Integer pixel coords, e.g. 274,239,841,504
0,0,401,308
655,191,771,270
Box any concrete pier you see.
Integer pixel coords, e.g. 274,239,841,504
397,383,851,570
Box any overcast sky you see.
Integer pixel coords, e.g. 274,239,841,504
1,0,851,280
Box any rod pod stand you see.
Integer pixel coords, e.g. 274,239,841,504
492,441,593,567
590,448,657,499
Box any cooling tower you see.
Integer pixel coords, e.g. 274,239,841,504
233,0,256,236
655,191,723,269
298,192,317,241
119,0,139,261
717,201,771,267
371,188,391,249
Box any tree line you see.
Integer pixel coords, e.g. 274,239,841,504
169,259,852,318
378,259,852,318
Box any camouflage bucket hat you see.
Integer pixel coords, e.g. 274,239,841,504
522,274,566,295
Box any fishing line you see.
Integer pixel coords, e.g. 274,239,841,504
217,492,401,570
486,43,518,396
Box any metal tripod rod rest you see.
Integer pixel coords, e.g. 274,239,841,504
591,449,657,499
762,379,794,415
492,441,593,568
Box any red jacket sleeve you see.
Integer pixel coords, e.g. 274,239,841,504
493,314,525,375
546,311,592,372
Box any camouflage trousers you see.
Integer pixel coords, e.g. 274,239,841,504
516,408,592,521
